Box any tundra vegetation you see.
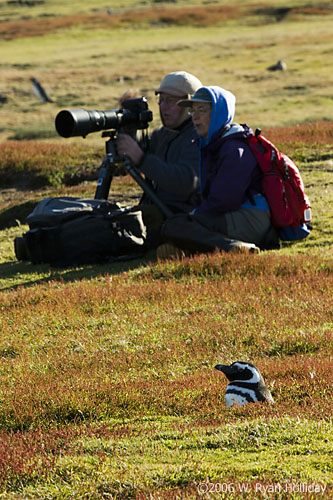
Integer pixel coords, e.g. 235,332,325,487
0,0,332,498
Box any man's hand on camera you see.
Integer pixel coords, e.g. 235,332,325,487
117,133,144,166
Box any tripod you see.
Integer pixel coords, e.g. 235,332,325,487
94,131,173,218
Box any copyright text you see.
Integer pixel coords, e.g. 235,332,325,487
197,481,327,495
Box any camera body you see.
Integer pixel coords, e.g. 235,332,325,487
54,96,168,207
55,97,153,138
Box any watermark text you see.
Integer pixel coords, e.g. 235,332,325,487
197,480,327,495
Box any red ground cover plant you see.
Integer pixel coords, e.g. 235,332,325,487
0,424,114,489
0,121,331,191
1,5,331,40
0,253,331,429
262,121,333,145
0,6,243,40
0,141,100,170
0,141,103,188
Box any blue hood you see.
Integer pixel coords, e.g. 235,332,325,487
199,86,236,147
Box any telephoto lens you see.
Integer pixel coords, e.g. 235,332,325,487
55,109,119,138
55,97,153,138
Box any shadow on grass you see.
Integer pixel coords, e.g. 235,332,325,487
0,200,39,229
0,250,156,291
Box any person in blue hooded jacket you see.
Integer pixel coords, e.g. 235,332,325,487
175,86,277,248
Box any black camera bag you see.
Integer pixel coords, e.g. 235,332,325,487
15,197,147,267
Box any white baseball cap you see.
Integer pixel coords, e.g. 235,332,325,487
155,71,202,97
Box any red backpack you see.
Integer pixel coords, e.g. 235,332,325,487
247,128,312,229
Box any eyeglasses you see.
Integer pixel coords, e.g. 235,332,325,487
157,96,185,106
188,106,211,116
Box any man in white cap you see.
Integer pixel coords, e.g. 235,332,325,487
116,71,202,245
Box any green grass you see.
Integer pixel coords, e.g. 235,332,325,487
0,1,332,497
0,253,332,496
3,417,329,498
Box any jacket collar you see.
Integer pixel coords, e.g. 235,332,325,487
201,123,254,150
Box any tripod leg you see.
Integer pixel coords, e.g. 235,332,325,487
124,159,173,218
94,155,114,200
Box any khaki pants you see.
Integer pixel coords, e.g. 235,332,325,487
194,207,273,248
129,203,165,247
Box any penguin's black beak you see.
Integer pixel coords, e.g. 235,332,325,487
215,364,245,375
215,364,230,374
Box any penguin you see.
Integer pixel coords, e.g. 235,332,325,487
215,361,274,406
31,77,53,103
267,60,287,72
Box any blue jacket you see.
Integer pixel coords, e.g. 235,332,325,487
194,86,263,214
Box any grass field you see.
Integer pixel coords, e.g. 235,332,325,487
0,1,332,498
